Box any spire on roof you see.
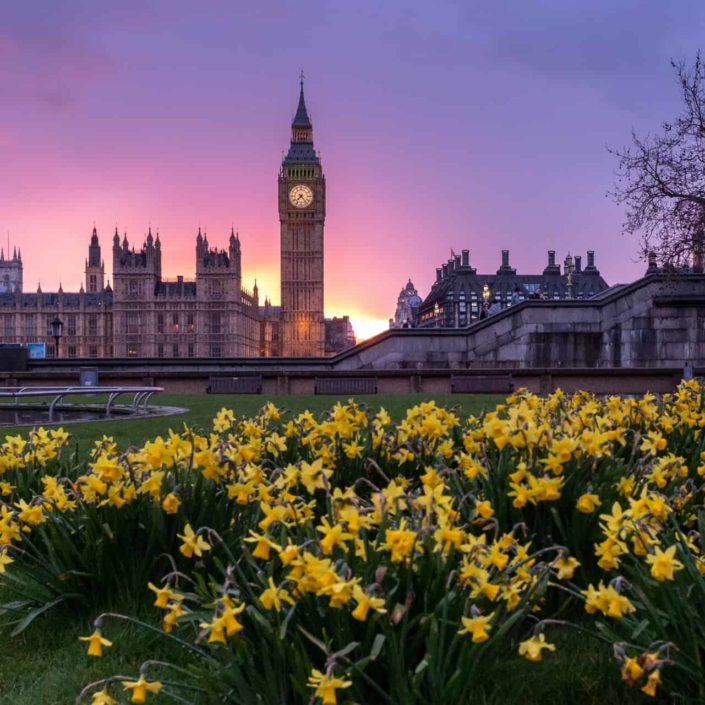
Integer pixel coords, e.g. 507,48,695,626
292,70,312,127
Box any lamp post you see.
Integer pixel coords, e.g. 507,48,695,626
434,302,440,328
50,316,63,358
563,253,574,299
482,283,490,303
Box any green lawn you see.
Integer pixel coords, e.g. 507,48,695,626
0,600,660,705
3,393,505,450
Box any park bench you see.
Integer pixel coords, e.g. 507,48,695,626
451,374,514,394
207,376,263,394
314,377,378,395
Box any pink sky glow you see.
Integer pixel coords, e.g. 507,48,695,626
1,2,703,340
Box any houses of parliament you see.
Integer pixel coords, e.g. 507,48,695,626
0,78,356,359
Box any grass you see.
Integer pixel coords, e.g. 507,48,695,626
4,393,505,451
0,393,674,703
0,599,664,705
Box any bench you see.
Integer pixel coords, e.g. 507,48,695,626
451,374,514,394
315,377,378,395
207,376,263,394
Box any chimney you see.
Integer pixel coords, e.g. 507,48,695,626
461,249,469,266
502,250,509,267
436,268,442,282
587,250,595,268
648,251,658,269
442,263,448,278
548,250,556,267
455,254,461,269
574,255,582,273
177,275,184,283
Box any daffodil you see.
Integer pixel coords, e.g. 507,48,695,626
121,675,162,703
458,612,494,642
148,582,184,608
645,544,684,581
177,523,210,558
91,688,118,705
518,633,556,661
259,577,295,612
307,669,352,705
79,629,112,657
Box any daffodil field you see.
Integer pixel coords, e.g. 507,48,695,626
3,383,705,703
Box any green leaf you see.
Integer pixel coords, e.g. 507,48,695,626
297,626,328,654
370,633,386,660
11,597,65,636
331,641,360,659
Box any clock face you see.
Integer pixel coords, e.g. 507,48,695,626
289,184,314,208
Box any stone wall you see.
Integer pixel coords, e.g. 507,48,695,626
332,274,705,370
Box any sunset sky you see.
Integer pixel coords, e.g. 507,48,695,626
1,1,703,339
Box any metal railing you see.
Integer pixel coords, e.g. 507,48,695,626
0,386,164,419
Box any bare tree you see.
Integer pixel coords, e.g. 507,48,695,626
609,53,705,269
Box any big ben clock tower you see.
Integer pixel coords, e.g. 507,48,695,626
279,73,326,357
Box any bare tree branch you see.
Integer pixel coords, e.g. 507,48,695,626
608,52,705,269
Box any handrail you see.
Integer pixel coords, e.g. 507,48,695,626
0,386,164,421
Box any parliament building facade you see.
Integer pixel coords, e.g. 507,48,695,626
0,79,354,359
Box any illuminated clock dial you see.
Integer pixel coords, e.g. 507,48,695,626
289,184,313,208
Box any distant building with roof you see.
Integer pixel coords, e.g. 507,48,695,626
417,249,609,328
389,280,423,328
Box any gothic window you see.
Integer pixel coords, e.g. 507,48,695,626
127,344,140,357
126,313,140,335
172,343,180,358
209,280,224,299
130,280,138,298
89,346,98,358
187,343,195,358
68,315,77,337
157,313,164,334
88,315,98,337
210,312,222,334
157,343,164,358
210,343,222,358
89,274,97,293
187,312,194,333
24,316,35,338
3,315,13,338
172,313,179,333
68,345,77,358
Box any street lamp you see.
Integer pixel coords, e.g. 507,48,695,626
434,302,440,327
482,283,490,303
563,253,574,299
50,316,63,358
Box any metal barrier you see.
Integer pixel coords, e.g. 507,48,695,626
0,386,164,420
315,377,378,395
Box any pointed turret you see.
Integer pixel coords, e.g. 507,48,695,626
113,227,120,246
292,70,312,128
17,248,21,262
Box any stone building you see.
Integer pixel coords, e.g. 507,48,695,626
0,235,113,358
325,316,356,355
111,227,260,358
0,77,354,359
417,249,609,328
389,279,422,328
278,73,326,356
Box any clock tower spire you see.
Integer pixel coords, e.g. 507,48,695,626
279,73,326,356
